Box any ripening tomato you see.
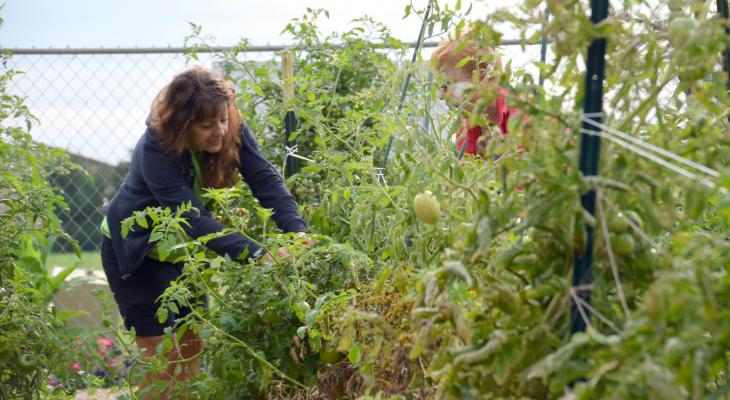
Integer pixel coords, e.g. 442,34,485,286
413,191,441,225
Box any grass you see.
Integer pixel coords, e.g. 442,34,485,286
47,251,102,271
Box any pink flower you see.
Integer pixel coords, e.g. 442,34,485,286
70,361,81,370
96,337,113,350
71,345,78,350
97,350,108,357
75,338,82,344
107,359,119,368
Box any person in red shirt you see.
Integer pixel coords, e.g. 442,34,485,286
430,26,521,157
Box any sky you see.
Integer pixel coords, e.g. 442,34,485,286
1,0,537,165
1,0,501,49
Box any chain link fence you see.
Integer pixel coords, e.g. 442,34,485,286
2,42,548,393
7,50,218,254
5,40,548,258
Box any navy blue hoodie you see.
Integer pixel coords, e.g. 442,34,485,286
105,122,307,279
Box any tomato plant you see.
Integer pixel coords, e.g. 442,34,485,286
0,29,82,397
137,2,730,397
8,0,730,398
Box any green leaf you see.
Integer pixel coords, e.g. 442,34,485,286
525,333,590,381
297,325,308,338
491,340,521,385
157,307,169,324
455,55,472,69
348,344,362,364
48,262,79,296
135,212,148,229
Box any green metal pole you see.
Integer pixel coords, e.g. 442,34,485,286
572,0,609,334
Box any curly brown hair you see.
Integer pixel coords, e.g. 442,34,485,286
150,65,242,189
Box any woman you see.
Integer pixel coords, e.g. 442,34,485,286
430,25,523,157
100,65,308,396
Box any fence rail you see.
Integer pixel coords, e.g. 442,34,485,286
2,38,547,55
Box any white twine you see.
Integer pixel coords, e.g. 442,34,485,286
581,115,720,178
373,167,388,186
285,145,317,163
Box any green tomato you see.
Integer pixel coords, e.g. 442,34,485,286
609,212,629,233
610,233,636,256
16,353,36,373
319,342,343,364
633,249,658,276
413,191,441,225
624,210,644,230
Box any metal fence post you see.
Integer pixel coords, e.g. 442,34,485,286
572,0,609,334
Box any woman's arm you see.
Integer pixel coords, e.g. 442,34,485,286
139,135,261,260
238,124,308,233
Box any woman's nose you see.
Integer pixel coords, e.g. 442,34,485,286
214,123,225,137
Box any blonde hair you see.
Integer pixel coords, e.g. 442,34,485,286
430,25,502,83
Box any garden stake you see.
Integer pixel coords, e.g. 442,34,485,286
282,51,299,178
572,0,609,335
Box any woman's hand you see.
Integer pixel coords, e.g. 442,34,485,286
259,252,275,265
258,232,314,265
294,231,316,246
277,247,291,258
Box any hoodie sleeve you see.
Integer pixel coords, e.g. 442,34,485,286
238,124,308,233
139,136,261,260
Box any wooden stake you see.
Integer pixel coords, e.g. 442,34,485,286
282,51,294,111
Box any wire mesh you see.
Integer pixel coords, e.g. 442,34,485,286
6,43,549,257
7,51,221,254
5,42,546,330
3,41,548,395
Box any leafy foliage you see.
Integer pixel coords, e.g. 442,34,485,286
0,42,82,399
168,1,730,398
7,1,730,399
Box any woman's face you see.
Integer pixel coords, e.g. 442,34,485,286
439,80,499,124
188,104,228,153
438,69,500,125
